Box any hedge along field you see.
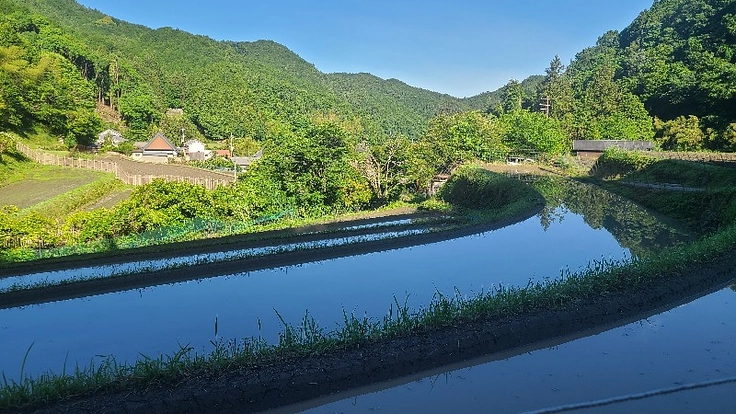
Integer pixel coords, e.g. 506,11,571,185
0,166,123,210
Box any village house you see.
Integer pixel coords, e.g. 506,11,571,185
183,139,213,161
96,129,126,148
132,132,179,163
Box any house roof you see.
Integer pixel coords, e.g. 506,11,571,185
143,132,178,152
232,149,263,166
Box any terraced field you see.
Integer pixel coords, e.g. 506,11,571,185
0,167,112,209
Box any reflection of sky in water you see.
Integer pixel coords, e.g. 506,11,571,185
300,286,736,414
0,227,430,291
0,207,632,381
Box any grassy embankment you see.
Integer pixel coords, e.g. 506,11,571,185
2,159,736,412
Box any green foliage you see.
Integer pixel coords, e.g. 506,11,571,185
411,111,506,183
654,115,707,151
496,110,569,157
0,131,16,161
112,179,223,234
118,88,161,136
438,166,541,210
592,150,736,232
354,135,412,204
619,0,736,123
592,147,658,179
242,120,371,216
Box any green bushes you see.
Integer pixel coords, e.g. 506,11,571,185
438,166,541,210
592,148,658,179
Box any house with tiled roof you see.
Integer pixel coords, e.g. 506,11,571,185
132,132,179,163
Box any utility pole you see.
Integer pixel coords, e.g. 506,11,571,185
230,134,237,180
540,96,551,117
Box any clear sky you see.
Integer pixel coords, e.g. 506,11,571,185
75,0,654,98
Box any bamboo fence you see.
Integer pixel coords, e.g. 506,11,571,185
15,143,231,190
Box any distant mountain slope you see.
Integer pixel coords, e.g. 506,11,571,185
462,75,544,113
323,73,475,138
3,0,487,142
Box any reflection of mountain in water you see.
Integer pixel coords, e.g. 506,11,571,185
531,177,693,257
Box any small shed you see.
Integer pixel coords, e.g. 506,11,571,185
572,140,654,158
232,149,263,168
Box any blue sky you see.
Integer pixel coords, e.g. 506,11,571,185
75,0,653,98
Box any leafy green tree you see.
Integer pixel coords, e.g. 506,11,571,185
246,120,370,215
412,111,505,179
497,110,569,157
539,55,574,118
0,131,15,160
654,115,706,151
497,79,525,114
65,108,102,146
354,135,411,203
119,88,161,136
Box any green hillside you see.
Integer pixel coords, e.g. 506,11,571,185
0,0,480,146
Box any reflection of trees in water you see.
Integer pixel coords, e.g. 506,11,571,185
531,177,693,257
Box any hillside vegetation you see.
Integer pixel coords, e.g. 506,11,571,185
0,0,474,145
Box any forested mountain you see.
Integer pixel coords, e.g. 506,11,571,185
0,0,478,146
619,0,736,122
323,73,473,139
531,0,736,150
463,75,544,113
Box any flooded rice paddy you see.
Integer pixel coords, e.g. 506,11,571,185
293,283,736,414
0,179,714,413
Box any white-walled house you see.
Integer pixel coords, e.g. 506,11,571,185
183,139,213,161
96,129,126,147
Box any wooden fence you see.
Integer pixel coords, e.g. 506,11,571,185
15,143,231,190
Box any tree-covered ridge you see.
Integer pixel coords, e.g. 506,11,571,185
323,73,474,139
0,0,479,145
562,0,736,150
619,0,736,121
480,0,736,151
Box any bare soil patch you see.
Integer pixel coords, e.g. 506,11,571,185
82,188,133,210
101,154,234,181
0,168,103,209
